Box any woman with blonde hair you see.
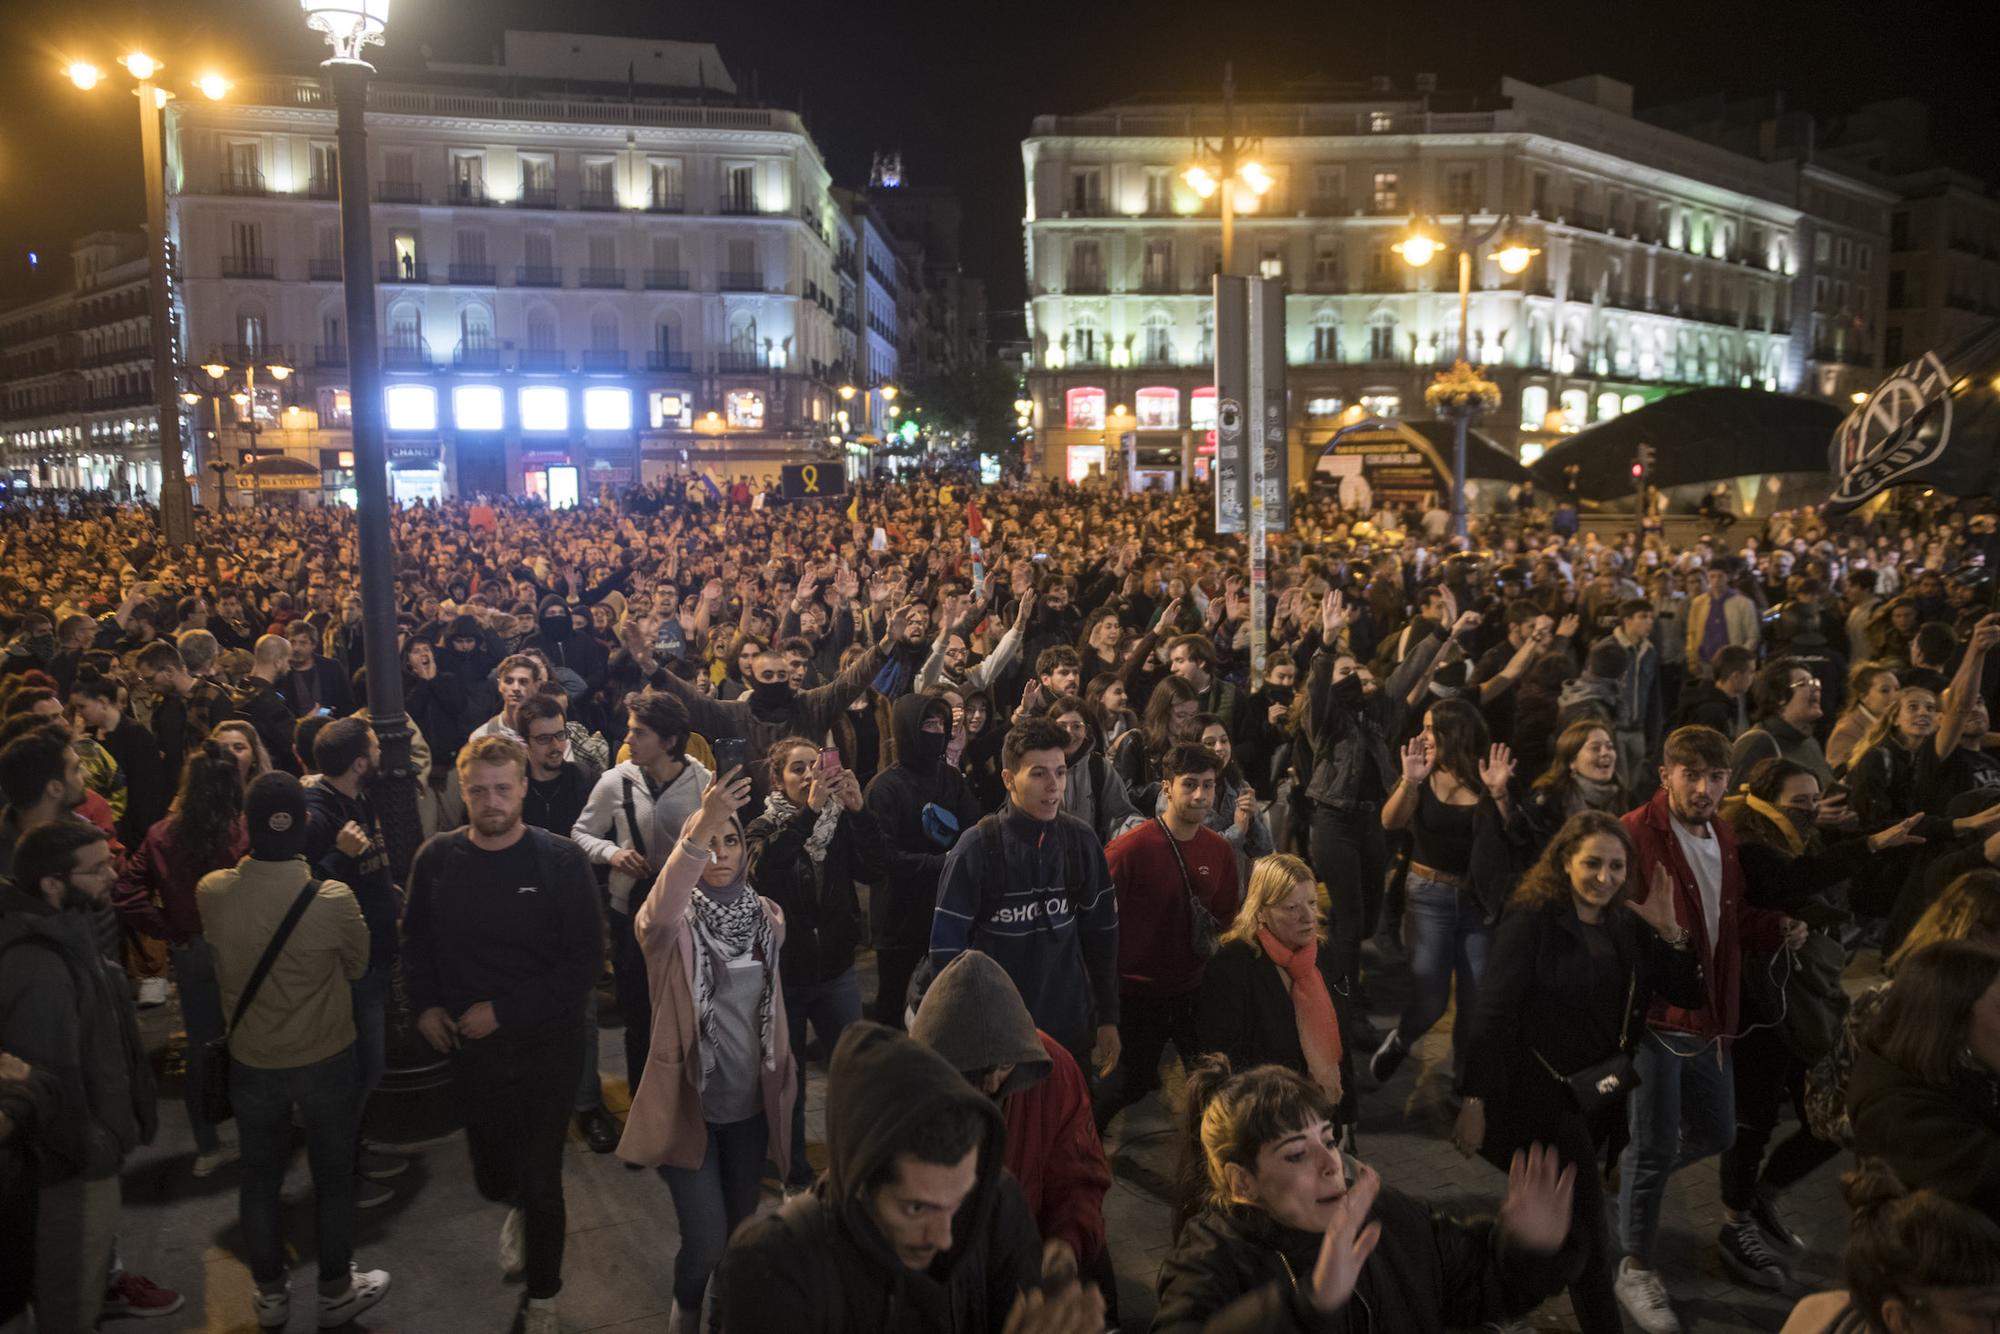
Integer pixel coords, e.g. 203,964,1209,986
1825,662,1901,771
1195,854,1351,1128
208,719,272,784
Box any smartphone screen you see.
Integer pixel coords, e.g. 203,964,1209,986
819,747,843,776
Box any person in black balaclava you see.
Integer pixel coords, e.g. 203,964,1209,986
524,596,607,717
435,613,501,733
862,694,983,1029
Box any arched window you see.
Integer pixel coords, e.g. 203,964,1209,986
235,303,268,354
1133,386,1178,430
1141,310,1173,365
728,312,758,357
653,311,682,355
459,304,494,350
1518,384,1549,431
1070,313,1102,364
525,308,558,352
1596,391,1622,422
590,310,622,352
1311,309,1340,362
1196,310,1214,364
386,302,422,350
1366,311,1397,361
1065,386,1106,430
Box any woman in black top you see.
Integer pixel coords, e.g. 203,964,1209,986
1455,810,1703,1334
1525,720,1627,843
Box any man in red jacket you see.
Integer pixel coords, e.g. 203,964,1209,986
1094,742,1241,1133
1614,725,1806,1334
910,950,1112,1307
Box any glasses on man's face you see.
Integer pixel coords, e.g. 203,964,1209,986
527,730,567,747
1788,677,1821,693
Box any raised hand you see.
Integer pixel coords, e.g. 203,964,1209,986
1399,735,1436,784
1867,813,1925,851
1014,588,1037,629
1556,613,1581,639
1497,1144,1576,1254
1478,743,1515,799
1322,589,1351,640
1305,1162,1383,1314
1623,862,1681,939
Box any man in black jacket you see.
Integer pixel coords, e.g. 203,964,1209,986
746,736,891,1192
285,634,355,720
864,694,983,1030
719,1022,1091,1334
235,634,300,775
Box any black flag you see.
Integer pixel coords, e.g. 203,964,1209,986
1827,320,2000,512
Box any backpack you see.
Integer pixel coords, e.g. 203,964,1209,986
1803,980,1887,1147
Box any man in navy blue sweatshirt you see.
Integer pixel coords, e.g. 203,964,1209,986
930,718,1121,1077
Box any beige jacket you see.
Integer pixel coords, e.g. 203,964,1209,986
198,856,370,1069
1684,591,1761,664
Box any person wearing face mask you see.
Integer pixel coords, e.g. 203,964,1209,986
1154,1057,1580,1333
1612,726,1810,1334
863,695,983,1030
619,766,798,1334
524,596,606,721
1455,812,1702,1334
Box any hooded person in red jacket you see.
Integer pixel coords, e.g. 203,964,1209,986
910,949,1113,1311
1612,725,1806,1334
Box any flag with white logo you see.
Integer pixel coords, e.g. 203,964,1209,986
1826,321,2000,512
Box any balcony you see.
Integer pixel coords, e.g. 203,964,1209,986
1563,212,1606,233
515,265,563,288
314,344,348,369
718,194,762,216
307,258,344,282
646,350,694,372
518,348,566,374
221,255,276,280
719,271,765,292
382,339,432,371
1137,275,1181,294
212,343,285,365
1307,195,1347,217
1061,199,1114,218
644,268,691,290
716,350,770,373
219,171,268,197
1304,276,1350,294
580,348,628,372
82,345,145,368
376,180,422,204
448,182,490,206
447,262,497,286
1067,275,1108,295
517,186,559,210
379,260,430,284
307,175,339,200
453,341,501,371
647,191,686,214
578,267,626,289
579,188,619,212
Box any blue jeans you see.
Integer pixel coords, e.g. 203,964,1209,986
783,968,862,1188
169,938,226,1154
234,1046,359,1291
1617,1029,1738,1265
1393,873,1491,1079
657,1113,769,1315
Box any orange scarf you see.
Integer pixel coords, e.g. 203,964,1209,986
1258,928,1343,1100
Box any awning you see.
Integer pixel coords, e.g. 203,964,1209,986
234,455,321,490
1529,388,1844,501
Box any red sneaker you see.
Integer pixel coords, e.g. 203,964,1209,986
103,1271,186,1318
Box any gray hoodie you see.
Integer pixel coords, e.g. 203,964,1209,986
910,949,1051,1099
572,756,713,914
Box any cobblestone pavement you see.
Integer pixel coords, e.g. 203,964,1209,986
115,946,1855,1331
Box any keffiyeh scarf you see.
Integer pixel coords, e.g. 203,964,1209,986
687,871,779,1079
763,790,842,866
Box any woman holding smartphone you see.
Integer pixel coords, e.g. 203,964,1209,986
744,736,890,1196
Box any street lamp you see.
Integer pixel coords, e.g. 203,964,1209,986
1396,211,1541,541
196,355,295,507
1180,63,1272,273
64,49,230,546
298,0,421,875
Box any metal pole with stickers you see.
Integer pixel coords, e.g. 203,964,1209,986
1212,274,1289,679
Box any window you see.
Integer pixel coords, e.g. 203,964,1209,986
1197,311,1214,363
1069,240,1103,291
582,158,615,200
728,313,759,358
649,391,691,429
648,158,683,209
1191,386,1217,431
1311,310,1340,362
1444,166,1477,214
1144,167,1172,215
317,387,351,427
526,310,558,352
1258,244,1285,281
1140,310,1174,364
652,235,682,273
520,154,554,198
1885,327,1903,363
454,230,487,265
1313,165,1345,207
1858,243,1871,273
1371,172,1400,214
1836,237,1852,268
583,387,632,431
1367,312,1397,360
459,305,494,350
589,311,621,352
725,389,765,428
1070,315,1100,364
524,233,555,270
450,153,485,202
315,225,341,264
1814,232,1830,263
230,221,264,260
384,384,437,432
653,315,680,356
588,236,617,270
1518,384,1549,430
453,385,504,431
1358,392,1400,419
519,386,569,432
1313,238,1341,284
383,150,414,185
309,143,338,194
1065,387,1106,430
1068,169,1103,214
226,141,260,182
236,307,267,353
386,303,421,349
1141,239,1173,290
1531,172,1550,216
1369,111,1392,132
727,238,757,278
1134,387,1178,430
724,164,756,212
1305,396,1343,418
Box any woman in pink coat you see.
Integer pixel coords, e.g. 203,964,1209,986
617,766,796,1330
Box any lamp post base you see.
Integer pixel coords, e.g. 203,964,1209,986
158,476,195,548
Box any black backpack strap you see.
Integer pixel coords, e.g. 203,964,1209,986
228,879,322,1033
977,814,1007,912
620,777,650,865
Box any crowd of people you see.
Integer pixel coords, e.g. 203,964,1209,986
0,471,1997,1334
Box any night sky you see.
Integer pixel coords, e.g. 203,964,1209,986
2,0,1993,329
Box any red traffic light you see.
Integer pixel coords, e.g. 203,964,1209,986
1631,463,1644,477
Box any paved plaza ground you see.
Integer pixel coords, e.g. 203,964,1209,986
113,946,1857,1332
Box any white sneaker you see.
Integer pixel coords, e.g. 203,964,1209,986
1614,1258,1683,1334
316,1268,389,1329
137,976,169,1007
253,1285,290,1329
520,1299,561,1334
193,1142,241,1177
499,1206,526,1279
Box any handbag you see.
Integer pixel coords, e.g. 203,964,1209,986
1156,817,1221,960
1532,971,1641,1113
201,879,322,1125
